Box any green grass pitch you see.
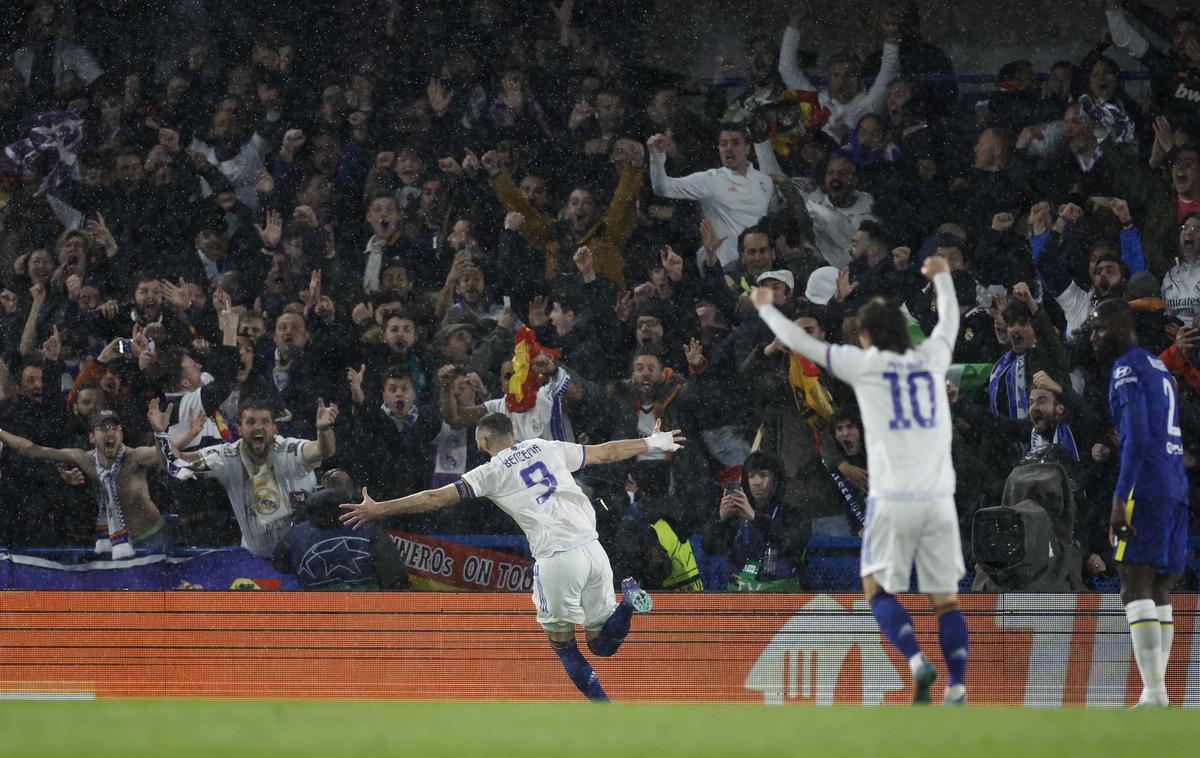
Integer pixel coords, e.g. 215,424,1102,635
1,700,1198,757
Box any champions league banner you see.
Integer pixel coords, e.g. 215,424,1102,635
0,550,288,591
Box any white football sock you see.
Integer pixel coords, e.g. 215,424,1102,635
1157,604,1174,685
907,652,926,677
1126,599,1165,697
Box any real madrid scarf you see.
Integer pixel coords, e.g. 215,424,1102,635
988,350,1029,420
93,446,134,559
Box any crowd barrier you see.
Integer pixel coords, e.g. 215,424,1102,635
3,534,1197,593
0,592,1195,706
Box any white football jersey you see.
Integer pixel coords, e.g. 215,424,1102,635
759,271,960,503
825,338,955,501
457,439,596,559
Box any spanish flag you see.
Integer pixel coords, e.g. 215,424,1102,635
506,327,559,413
788,353,833,430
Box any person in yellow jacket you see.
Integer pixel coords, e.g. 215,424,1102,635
481,139,645,291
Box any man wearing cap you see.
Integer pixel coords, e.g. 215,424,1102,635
0,404,177,557
713,270,795,371
755,270,794,305
431,321,479,366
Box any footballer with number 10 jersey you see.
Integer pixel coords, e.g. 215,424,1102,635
753,262,971,706
758,268,963,594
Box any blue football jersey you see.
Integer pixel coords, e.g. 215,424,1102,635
1108,347,1188,504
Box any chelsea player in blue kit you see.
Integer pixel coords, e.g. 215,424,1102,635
1090,300,1189,707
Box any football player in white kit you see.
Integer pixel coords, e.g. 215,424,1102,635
751,255,970,705
339,412,684,701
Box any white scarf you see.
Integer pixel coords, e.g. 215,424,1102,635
93,446,134,559
362,236,386,294
431,421,468,487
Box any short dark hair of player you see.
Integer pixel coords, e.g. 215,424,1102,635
857,297,910,353
716,122,750,143
238,395,277,419
477,412,514,443
1093,297,1135,333
1001,299,1034,327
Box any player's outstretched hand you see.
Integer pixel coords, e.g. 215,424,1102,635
921,255,949,280
645,418,685,452
749,286,775,311
340,487,377,530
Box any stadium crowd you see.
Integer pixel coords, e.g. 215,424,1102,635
0,0,1198,592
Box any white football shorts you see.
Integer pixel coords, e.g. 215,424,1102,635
860,495,965,594
531,539,618,633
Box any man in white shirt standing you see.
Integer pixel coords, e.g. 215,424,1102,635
778,1,900,144
340,413,684,702
648,122,782,269
798,155,878,268
752,255,971,706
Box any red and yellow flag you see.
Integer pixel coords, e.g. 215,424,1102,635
506,327,559,413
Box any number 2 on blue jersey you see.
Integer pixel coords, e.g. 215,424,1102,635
520,461,559,504
884,370,936,430
1163,377,1182,438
